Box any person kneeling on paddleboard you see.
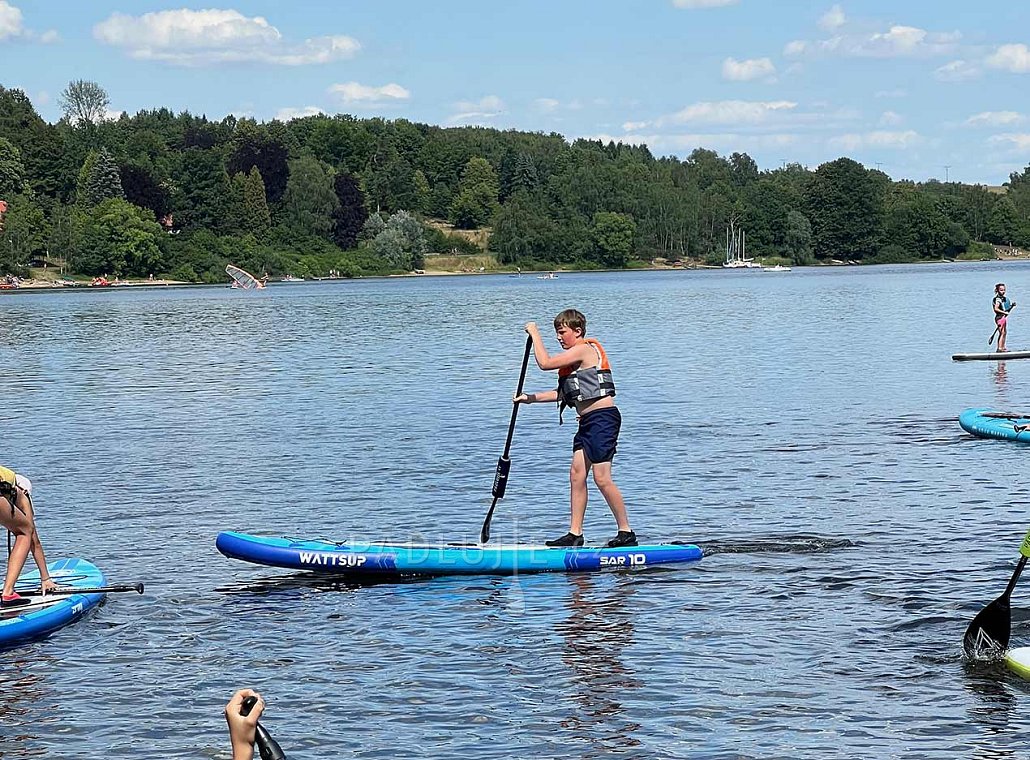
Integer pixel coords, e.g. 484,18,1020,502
514,309,636,548
0,466,56,607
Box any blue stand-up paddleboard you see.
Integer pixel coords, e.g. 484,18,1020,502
216,531,703,577
959,408,1030,443
0,558,107,649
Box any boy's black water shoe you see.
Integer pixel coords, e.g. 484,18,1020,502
606,531,638,548
546,532,585,547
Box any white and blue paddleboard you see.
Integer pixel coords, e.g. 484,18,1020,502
216,531,703,577
959,408,1030,443
0,559,107,649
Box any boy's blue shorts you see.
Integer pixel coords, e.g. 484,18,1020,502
573,407,622,463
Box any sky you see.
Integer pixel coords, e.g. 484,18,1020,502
1,0,1028,185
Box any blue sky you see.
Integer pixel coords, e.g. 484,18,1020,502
2,1,1028,184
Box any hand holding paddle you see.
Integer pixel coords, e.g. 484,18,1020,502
964,528,1030,658
480,335,534,544
235,693,286,760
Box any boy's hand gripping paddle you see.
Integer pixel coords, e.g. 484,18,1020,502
240,695,286,760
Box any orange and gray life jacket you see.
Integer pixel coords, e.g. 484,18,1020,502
557,339,616,421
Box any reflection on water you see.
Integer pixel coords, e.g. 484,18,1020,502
556,574,641,755
992,361,1008,392
0,664,48,753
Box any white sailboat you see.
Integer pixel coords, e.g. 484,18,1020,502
723,225,762,269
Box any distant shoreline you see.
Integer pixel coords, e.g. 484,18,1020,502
4,251,1030,293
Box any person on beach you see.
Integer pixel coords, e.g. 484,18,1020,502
0,466,56,607
514,309,636,548
225,689,265,760
993,283,1015,352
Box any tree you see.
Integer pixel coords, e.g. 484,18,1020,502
76,147,124,209
449,157,499,228
74,198,163,276
0,194,47,271
805,158,885,260
58,80,110,126
331,172,367,250
987,198,1020,246
241,167,271,235
120,164,171,220
281,156,339,238
369,211,427,270
170,148,233,231
0,137,28,198
592,212,636,267
784,210,813,264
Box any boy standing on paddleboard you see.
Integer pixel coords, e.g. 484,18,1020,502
514,309,636,548
994,283,1015,352
0,466,57,607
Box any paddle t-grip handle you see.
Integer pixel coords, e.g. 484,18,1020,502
239,695,287,760
492,456,511,499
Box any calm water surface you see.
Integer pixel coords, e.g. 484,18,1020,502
2,263,1030,758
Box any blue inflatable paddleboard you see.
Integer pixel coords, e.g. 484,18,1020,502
959,408,1030,443
216,531,703,577
0,558,107,649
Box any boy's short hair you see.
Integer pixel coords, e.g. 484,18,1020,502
554,309,587,335
996,283,1006,290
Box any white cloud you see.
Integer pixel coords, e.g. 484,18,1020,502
623,120,649,131
534,98,560,112
935,60,980,82
829,130,921,150
819,4,846,31
875,88,907,98
93,9,359,66
275,106,325,121
986,44,1030,73
988,133,1030,151
0,1,23,40
447,95,505,125
666,99,797,126
672,0,737,8
965,111,1025,127
38,28,58,43
786,24,960,59
328,82,410,104
879,111,903,126
722,57,776,82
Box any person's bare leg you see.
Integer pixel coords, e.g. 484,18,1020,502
591,462,630,531
568,449,590,535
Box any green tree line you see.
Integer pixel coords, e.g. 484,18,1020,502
2,81,1029,280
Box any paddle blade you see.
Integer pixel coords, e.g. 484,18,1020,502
491,456,511,499
964,596,1011,658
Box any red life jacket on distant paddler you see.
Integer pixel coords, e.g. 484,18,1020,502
557,338,616,421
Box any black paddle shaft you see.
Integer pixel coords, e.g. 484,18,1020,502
240,696,287,760
480,336,534,544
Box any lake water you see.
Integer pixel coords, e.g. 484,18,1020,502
2,263,1030,758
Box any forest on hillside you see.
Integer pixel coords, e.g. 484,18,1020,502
1,80,1029,281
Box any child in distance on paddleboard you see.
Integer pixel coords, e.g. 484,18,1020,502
514,309,636,548
0,466,57,607
994,283,1015,353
